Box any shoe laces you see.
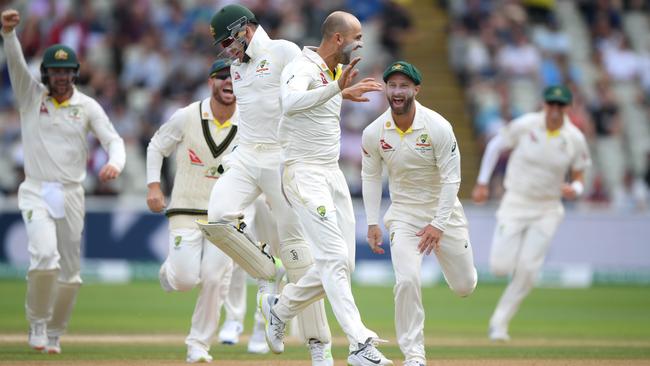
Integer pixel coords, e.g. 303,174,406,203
308,339,326,361
269,312,285,339
355,338,387,360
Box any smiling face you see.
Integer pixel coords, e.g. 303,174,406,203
337,18,363,65
385,73,420,115
209,68,235,105
46,67,75,97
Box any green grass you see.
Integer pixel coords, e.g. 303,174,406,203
1,280,649,361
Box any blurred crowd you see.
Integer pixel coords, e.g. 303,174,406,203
0,0,412,199
446,0,650,210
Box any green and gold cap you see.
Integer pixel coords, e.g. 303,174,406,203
383,61,422,85
41,44,79,69
209,59,231,76
210,4,257,44
543,85,572,105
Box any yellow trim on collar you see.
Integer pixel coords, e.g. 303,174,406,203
396,126,413,139
546,128,561,138
51,98,70,109
213,119,232,130
327,65,343,81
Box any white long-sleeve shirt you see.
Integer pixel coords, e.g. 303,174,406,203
279,46,343,166
2,30,125,185
361,102,464,231
478,111,591,207
230,26,301,150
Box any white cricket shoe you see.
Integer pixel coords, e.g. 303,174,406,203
347,338,393,366
258,293,285,354
308,338,333,366
247,319,270,354
218,320,243,345
488,326,510,342
186,345,213,363
43,335,61,354
403,359,426,366
28,322,47,351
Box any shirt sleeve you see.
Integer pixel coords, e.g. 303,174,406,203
431,121,461,232
146,108,186,184
281,60,341,115
571,131,592,172
87,100,126,172
499,114,535,149
361,124,383,226
476,134,506,185
1,30,44,110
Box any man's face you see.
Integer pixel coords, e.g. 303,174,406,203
218,26,250,62
209,68,235,105
338,21,363,65
386,73,419,115
46,67,75,96
544,101,568,124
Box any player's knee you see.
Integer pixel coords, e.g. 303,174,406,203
168,271,200,292
31,249,60,271
319,254,351,278
451,275,477,298
394,272,420,293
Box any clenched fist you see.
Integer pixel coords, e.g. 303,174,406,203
1,9,20,34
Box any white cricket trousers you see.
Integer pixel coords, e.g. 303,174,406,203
274,163,377,346
488,197,564,333
159,227,234,351
388,216,477,363
18,178,84,336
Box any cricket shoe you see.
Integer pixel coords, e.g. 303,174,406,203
43,335,61,354
186,345,213,363
308,338,333,366
347,338,393,366
247,318,270,354
403,359,426,366
488,326,510,342
259,293,285,354
218,320,243,345
28,322,47,351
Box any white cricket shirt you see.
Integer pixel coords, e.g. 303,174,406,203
361,102,464,231
279,46,343,166
2,30,125,185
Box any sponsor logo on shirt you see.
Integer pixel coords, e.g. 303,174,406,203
362,146,370,157
39,103,49,115
255,59,271,77
234,71,242,81
529,131,538,143
319,72,328,85
380,139,394,152
189,149,204,166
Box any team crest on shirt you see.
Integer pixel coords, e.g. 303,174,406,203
415,133,432,153
380,139,394,152
316,205,327,220
68,106,82,120
189,149,204,166
205,166,220,179
255,59,271,77
174,235,182,249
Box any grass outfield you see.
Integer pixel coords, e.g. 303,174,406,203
0,280,649,364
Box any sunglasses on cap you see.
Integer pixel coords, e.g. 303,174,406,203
546,101,567,107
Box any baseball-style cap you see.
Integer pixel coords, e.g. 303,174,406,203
383,61,422,85
209,59,231,77
543,85,572,105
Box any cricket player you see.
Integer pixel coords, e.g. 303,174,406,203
472,85,591,341
361,61,478,366
148,59,249,363
198,4,333,365
1,9,125,354
258,11,394,366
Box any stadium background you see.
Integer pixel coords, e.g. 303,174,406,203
0,0,649,364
